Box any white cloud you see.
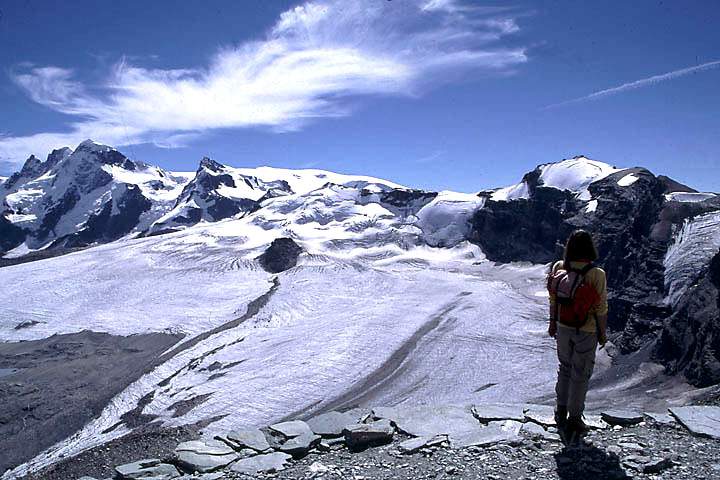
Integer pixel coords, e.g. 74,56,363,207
545,59,720,109
0,0,526,169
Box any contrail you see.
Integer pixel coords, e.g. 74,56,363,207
544,59,720,110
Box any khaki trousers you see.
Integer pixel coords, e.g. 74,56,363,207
555,327,597,417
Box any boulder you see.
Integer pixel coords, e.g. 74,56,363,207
601,410,644,426
174,440,238,473
230,452,293,475
669,406,720,439
115,458,180,479
343,419,395,450
257,238,303,273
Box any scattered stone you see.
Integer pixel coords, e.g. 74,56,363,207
230,452,293,475
344,419,395,450
644,411,675,425
471,404,525,423
601,410,644,426
308,461,332,474
642,456,674,474
320,437,346,451
669,406,720,439
115,458,181,479
174,440,238,473
307,411,358,437
520,421,560,442
622,454,651,472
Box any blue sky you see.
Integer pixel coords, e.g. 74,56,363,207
1,0,718,192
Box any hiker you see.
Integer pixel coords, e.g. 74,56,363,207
547,229,608,437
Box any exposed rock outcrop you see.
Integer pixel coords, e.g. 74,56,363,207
257,238,303,273
469,161,720,386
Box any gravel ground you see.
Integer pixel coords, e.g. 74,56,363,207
20,398,720,480
223,420,720,480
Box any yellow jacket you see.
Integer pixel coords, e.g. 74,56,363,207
549,260,608,333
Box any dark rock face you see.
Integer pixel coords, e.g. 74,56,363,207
656,251,720,387
469,187,578,264
37,187,81,240
0,215,25,253
51,185,152,248
3,148,71,190
257,238,303,273
469,165,720,385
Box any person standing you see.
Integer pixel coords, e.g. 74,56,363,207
547,230,608,437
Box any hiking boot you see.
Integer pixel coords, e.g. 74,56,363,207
566,415,589,435
554,406,568,428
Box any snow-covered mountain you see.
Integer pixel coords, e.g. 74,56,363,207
1,143,719,478
0,140,191,255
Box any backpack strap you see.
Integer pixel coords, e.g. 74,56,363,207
579,262,595,275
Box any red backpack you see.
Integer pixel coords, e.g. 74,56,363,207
547,263,600,329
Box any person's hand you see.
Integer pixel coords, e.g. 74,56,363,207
598,330,608,348
548,320,557,338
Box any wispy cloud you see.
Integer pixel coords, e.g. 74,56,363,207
545,59,720,110
0,0,526,169
415,149,446,164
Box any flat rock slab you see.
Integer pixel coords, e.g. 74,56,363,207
307,411,359,437
601,410,644,426
344,419,394,450
523,404,556,427
175,440,234,456
277,432,321,457
222,427,271,452
471,404,525,423
269,420,314,438
175,440,238,473
397,435,448,454
669,406,720,439
373,405,481,438
115,458,180,479
450,422,521,448
644,411,675,425
583,414,610,430
230,452,293,475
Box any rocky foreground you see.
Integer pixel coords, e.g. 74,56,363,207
25,402,720,480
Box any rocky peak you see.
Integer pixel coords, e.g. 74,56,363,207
3,149,71,190
199,156,224,173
